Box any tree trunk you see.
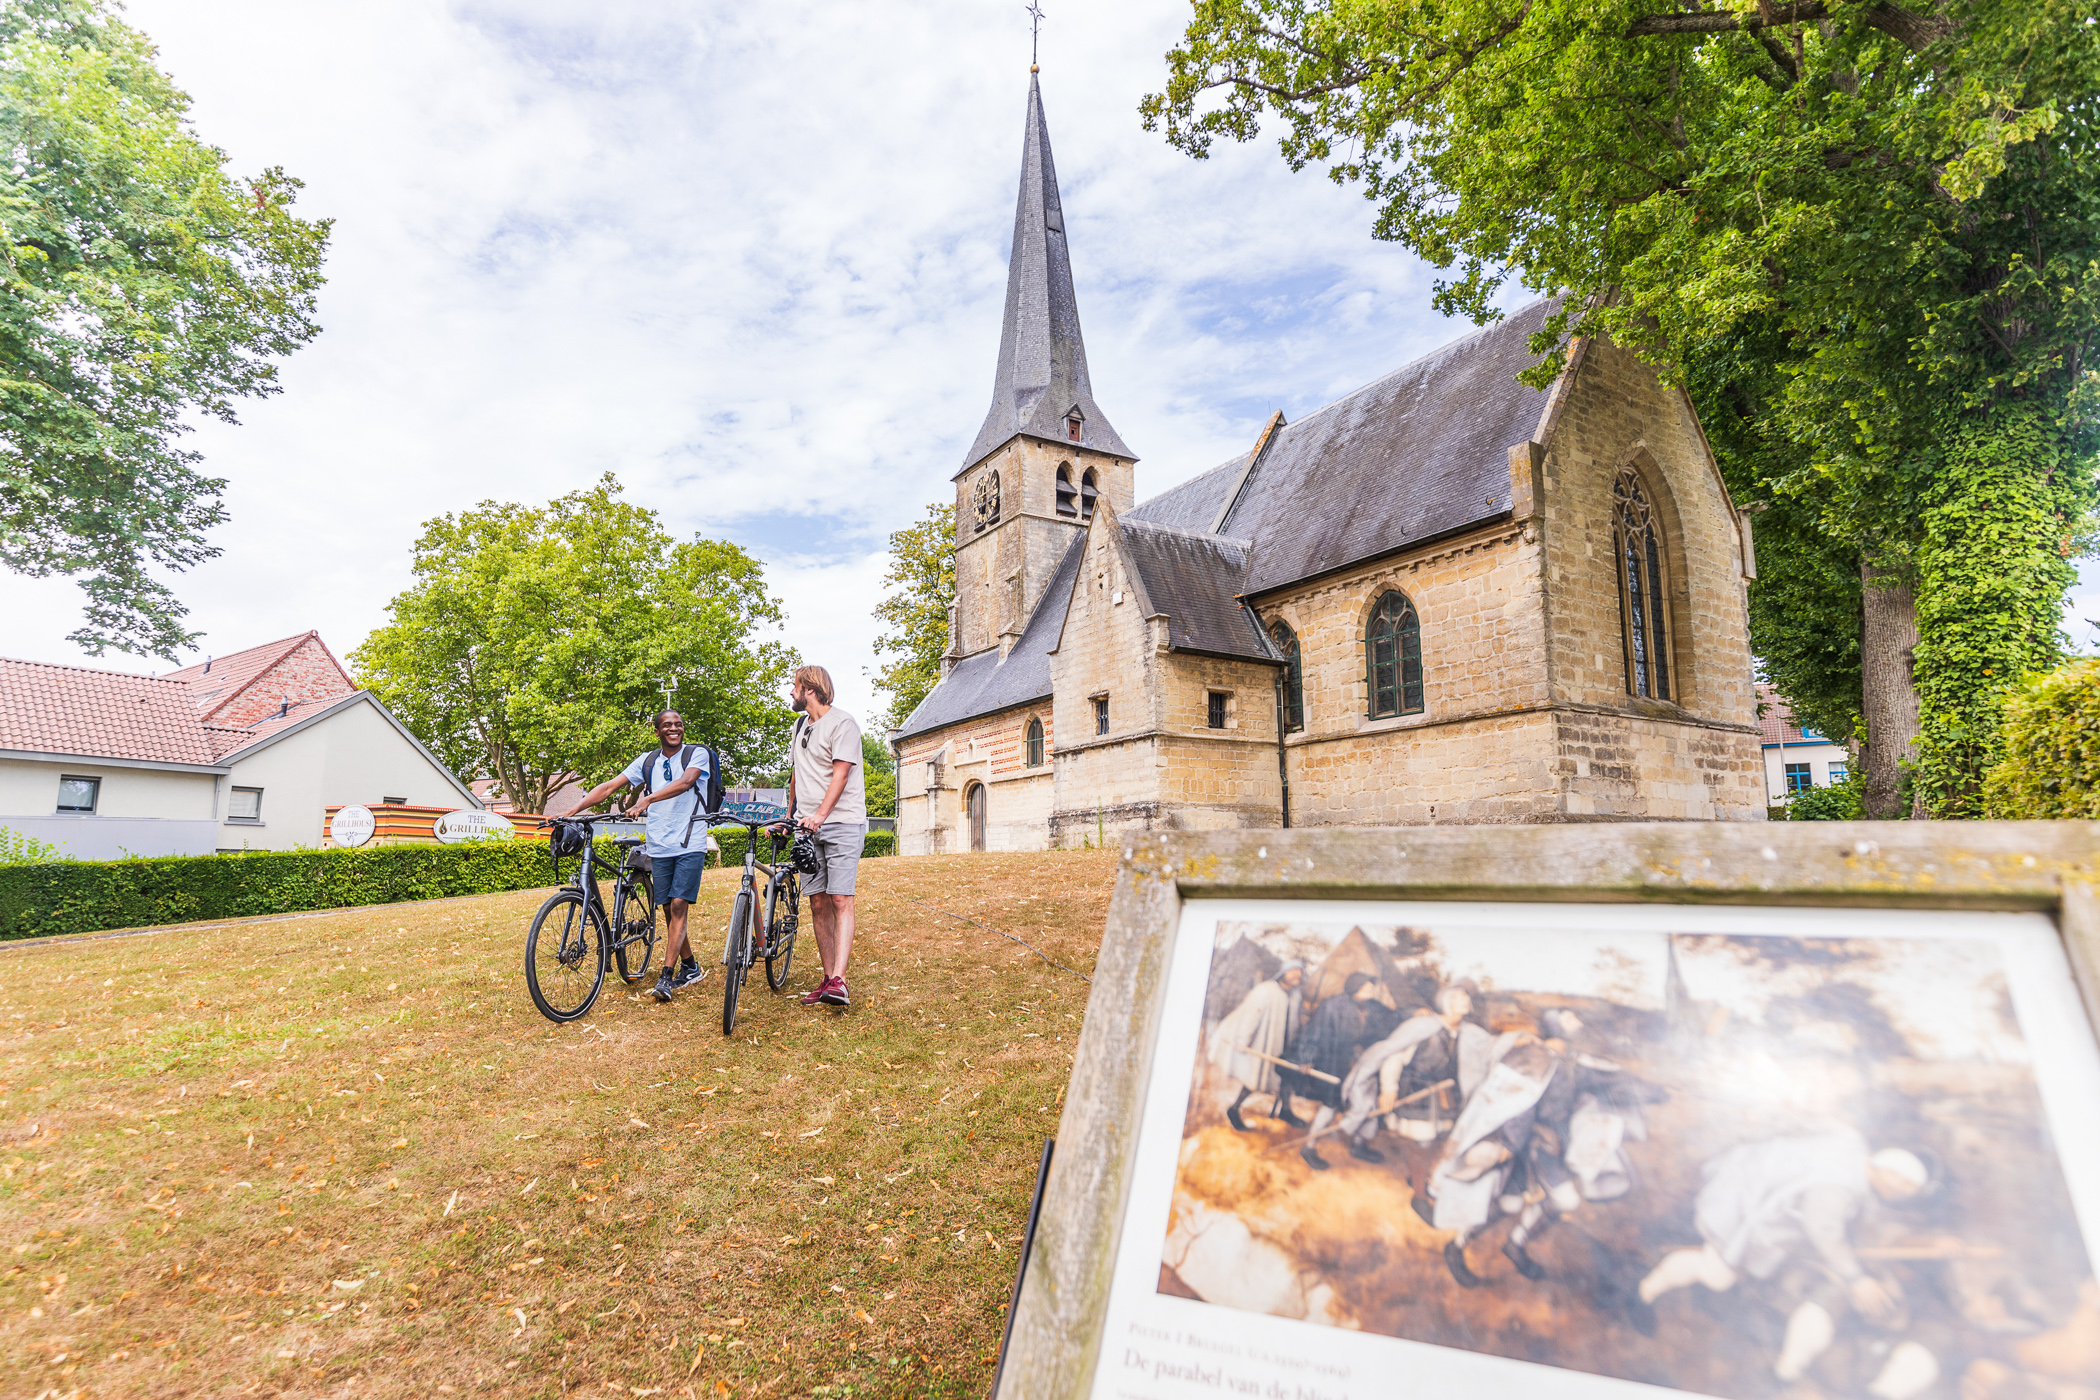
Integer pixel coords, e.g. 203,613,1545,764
1860,560,1921,818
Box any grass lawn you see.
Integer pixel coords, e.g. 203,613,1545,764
0,848,1119,1399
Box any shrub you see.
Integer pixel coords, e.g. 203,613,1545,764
1982,658,2100,818
0,838,613,941
1784,771,1864,821
0,828,66,866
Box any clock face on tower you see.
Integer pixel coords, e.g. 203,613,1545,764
972,469,1002,534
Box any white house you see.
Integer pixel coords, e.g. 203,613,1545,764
0,633,477,859
1757,684,1852,804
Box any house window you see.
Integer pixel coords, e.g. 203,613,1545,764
1093,695,1109,735
1207,692,1228,729
1079,468,1099,522
382,795,407,805
56,775,99,813
1784,763,1813,794
1613,467,1672,700
1268,618,1304,732
1366,590,1424,719
1055,465,1078,518
228,787,264,822
1828,764,1848,785
1025,717,1045,767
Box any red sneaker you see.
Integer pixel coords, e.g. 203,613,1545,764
819,978,850,1008
800,977,838,1007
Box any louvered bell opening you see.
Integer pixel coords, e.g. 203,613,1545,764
1056,467,1078,518
1079,470,1099,522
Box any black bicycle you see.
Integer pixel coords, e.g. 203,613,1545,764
711,814,801,1036
524,815,661,1023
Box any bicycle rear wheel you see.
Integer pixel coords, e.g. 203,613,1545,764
765,872,799,991
613,871,658,985
525,889,606,1023
721,889,752,1036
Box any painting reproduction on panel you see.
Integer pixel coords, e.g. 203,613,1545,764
1163,919,2099,1400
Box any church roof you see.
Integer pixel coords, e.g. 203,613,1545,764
1117,519,1278,663
1126,298,1558,596
893,533,1085,741
958,72,1133,474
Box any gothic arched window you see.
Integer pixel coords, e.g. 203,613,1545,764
1612,467,1672,700
1079,468,1099,522
1366,590,1423,719
1268,618,1304,732
1055,465,1078,518
1025,716,1045,767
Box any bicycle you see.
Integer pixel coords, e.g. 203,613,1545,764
709,794,802,1036
524,815,661,1023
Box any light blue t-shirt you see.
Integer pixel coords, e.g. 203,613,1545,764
622,746,712,857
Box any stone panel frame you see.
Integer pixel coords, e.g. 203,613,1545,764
994,820,2100,1399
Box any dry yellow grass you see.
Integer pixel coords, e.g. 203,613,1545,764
0,848,1119,1399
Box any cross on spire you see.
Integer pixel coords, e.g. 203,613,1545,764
1025,0,1044,67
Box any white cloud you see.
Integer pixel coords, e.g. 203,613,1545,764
0,0,1509,734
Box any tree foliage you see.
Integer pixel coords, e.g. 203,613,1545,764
870,499,955,732
350,476,799,813
861,731,897,818
1146,0,2100,814
0,0,330,658
1982,657,2100,818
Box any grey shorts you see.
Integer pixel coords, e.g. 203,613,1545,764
803,822,865,897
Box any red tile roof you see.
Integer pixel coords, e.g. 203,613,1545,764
163,631,357,726
0,657,223,765
1755,684,1835,747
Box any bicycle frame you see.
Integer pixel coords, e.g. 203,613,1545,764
554,820,650,947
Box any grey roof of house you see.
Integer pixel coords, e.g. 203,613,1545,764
894,533,1085,741
1128,298,1557,596
1119,519,1279,663
959,73,1134,474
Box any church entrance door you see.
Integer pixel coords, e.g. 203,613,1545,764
966,782,986,852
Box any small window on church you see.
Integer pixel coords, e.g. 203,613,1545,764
1079,468,1099,522
1207,692,1228,729
1093,694,1109,735
1366,590,1423,719
1056,465,1078,518
1612,466,1672,700
1025,717,1045,767
1269,618,1304,732
1066,407,1084,442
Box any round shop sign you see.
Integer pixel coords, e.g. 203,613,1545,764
434,809,514,844
329,804,376,848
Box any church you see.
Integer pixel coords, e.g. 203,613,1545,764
894,72,1767,855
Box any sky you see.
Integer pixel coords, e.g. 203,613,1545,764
0,0,1508,726
2,0,2093,732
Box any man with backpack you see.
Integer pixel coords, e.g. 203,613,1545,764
555,710,723,1003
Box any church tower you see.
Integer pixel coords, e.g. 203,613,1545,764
950,70,1136,663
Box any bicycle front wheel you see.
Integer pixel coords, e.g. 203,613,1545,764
525,889,606,1023
721,889,752,1036
765,872,799,991
614,871,658,985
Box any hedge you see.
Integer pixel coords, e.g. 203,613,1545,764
0,829,898,941
1983,657,2100,818
710,826,894,869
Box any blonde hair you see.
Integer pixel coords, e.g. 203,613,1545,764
793,665,834,705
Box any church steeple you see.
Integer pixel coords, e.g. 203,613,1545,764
959,72,1133,474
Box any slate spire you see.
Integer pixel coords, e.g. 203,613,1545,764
960,71,1133,474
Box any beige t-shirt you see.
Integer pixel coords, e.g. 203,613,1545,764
792,706,865,827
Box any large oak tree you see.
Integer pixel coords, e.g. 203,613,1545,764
1146,0,2099,815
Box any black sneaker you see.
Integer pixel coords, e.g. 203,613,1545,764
674,960,706,989
818,977,850,1007
651,969,677,1003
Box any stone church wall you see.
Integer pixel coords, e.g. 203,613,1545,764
1536,335,1765,819
896,702,1053,854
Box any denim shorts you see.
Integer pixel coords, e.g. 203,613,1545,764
655,850,705,904
803,823,865,897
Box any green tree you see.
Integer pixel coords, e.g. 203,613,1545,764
870,500,955,731
0,0,329,658
862,731,897,818
1145,0,2100,816
351,476,799,813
